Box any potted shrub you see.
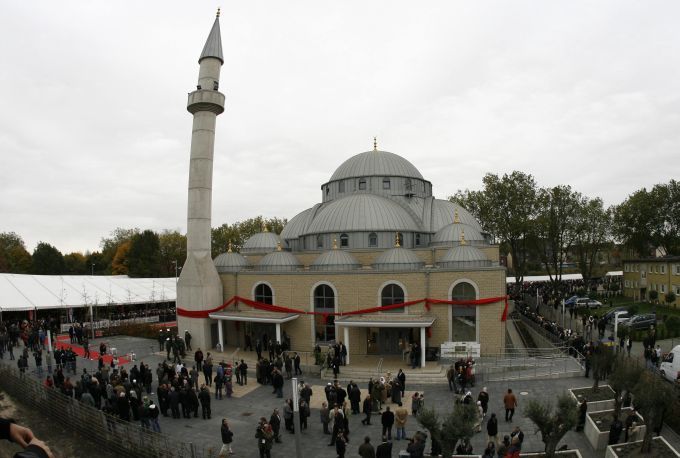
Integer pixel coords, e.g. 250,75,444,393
523,394,578,458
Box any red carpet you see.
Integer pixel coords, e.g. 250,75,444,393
55,335,131,366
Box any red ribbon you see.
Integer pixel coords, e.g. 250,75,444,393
177,295,510,322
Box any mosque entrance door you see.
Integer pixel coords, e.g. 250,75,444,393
245,323,276,350
378,328,412,355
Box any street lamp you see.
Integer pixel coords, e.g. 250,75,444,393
91,263,95,276
172,260,180,283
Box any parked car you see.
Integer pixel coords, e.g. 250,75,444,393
564,296,579,307
585,299,603,309
602,307,629,324
621,314,657,330
574,297,592,308
660,345,680,383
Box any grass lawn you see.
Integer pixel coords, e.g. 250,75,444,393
586,296,680,319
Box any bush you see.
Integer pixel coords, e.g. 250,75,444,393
666,292,677,306
656,323,667,340
665,316,680,337
649,290,659,303
102,323,175,339
627,305,639,316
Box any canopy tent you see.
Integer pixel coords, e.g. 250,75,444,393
0,274,176,311
605,271,623,277
505,273,584,284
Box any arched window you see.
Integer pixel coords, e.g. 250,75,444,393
382,178,391,190
405,178,412,191
368,232,378,247
415,233,421,246
358,178,367,190
254,283,273,305
338,181,345,193
340,233,349,247
397,233,404,247
381,283,405,313
314,284,335,342
316,235,324,249
451,281,477,342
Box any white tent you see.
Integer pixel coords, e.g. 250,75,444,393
0,274,176,311
505,273,584,284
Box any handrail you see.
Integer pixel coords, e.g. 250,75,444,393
376,357,384,380
230,347,240,363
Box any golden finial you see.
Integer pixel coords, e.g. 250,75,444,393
395,232,401,248
227,240,233,253
454,209,460,224
460,229,467,246
333,239,338,250
276,242,282,251
373,137,377,151
216,7,221,18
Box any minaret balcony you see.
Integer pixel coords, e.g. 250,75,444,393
187,90,225,115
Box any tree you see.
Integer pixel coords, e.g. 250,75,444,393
416,403,476,456
613,180,680,257
127,230,161,277
450,171,539,290
111,241,131,275
608,356,644,419
633,370,674,453
85,251,106,275
524,394,578,457
665,292,677,306
31,242,65,274
159,230,186,277
572,198,612,284
63,252,88,274
211,216,287,258
533,185,583,296
648,290,658,303
99,227,140,273
591,345,616,391
0,232,32,273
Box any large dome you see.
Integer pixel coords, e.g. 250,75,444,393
329,150,424,182
303,194,420,235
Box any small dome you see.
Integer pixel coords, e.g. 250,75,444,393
242,231,282,254
431,199,483,233
213,250,249,273
373,246,424,271
432,221,485,247
329,150,424,182
439,245,491,269
311,246,361,271
257,245,302,272
280,206,316,240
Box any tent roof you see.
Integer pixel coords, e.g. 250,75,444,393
0,274,176,311
505,273,583,284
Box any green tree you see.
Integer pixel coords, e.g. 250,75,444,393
0,232,32,273
613,180,680,257
573,198,612,284
591,345,616,391
524,394,578,457
63,252,88,274
85,251,106,275
450,171,539,290
127,230,161,277
159,230,187,276
648,290,658,303
533,185,583,296
608,356,644,419
633,370,674,453
416,403,476,456
665,292,677,306
31,242,65,274
211,216,287,258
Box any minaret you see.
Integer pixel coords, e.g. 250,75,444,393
177,10,225,350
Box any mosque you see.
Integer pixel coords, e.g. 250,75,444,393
176,12,507,364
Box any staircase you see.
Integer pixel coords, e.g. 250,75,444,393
320,361,446,384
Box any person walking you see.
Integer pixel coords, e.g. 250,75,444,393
361,394,372,425
198,385,211,420
321,401,331,434
219,419,234,456
486,412,499,445
503,388,517,422
270,408,282,443
256,418,274,458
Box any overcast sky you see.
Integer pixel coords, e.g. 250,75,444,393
1,1,679,254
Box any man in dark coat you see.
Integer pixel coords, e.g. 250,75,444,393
381,406,394,440
361,395,372,425
169,387,180,419
376,436,393,458
269,408,282,443
198,385,211,419
358,436,376,458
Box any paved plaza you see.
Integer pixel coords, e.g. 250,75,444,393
3,334,680,457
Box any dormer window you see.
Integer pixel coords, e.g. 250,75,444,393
340,233,349,247
359,178,367,190
338,181,345,193
405,178,412,191
369,232,378,247
316,235,324,249
382,178,391,190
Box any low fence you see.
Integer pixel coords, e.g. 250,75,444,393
0,365,214,458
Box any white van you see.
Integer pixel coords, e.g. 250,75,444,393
660,345,680,383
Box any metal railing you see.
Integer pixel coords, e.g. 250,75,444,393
0,365,215,458
376,357,384,381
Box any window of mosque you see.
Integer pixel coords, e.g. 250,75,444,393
340,233,349,247
415,233,421,246
338,181,345,193
325,186,330,196
314,284,335,342
359,178,367,190
254,283,273,305
451,282,477,342
383,178,391,189
369,232,378,247
397,233,404,247
316,235,324,249
381,283,405,313
405,178,412,191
